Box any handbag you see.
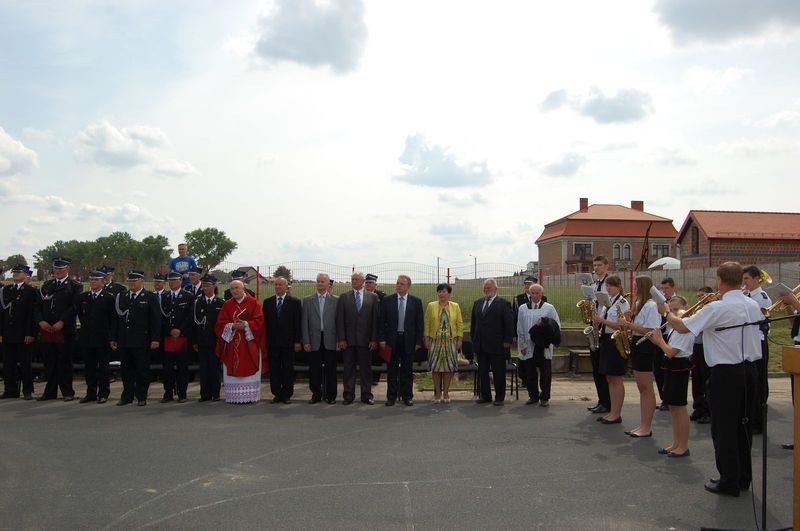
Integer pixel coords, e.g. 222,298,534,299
457,351,471,366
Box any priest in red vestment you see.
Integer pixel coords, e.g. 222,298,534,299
215,280,267,403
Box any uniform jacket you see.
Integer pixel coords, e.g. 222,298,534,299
0,283,38,342
75,290,116,347
192,295,224,348
112,290,162,348
35,277,83,339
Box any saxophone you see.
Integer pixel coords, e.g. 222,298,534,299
611,297,632,359
578,297,599,350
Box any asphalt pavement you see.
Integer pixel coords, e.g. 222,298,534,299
0,377,794,530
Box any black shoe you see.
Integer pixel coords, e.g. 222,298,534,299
342,399,354,405
137,400,147,407
362,398,375,405
271,397,282,404
283,398,292,404
525,398,538,405
117,399,132,406
212,397,220,402
689,410,702,421
177,397,186,403
385,399,396,406
587,403,601,411
63,395,75,402
657,402,669,411
782,443,794,450
36,396,53,402
591,405,610,414
475,398,492,404
599,417,622,424
79,396,95,404
493,400,504,406
310,396,321,404
658,447,670,455
539,399,549,407
97,397,108,404
0,394,14,399
627,431,652,438
697,415,711,424
198,397,211,403
160,397,173,404
402,398,413,406
704,480,739,497
326,398,336,404
22,394,32,401
708,478,750,491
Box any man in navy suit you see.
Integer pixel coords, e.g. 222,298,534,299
379,275,424,406
471,278,514,405
263,276,302,404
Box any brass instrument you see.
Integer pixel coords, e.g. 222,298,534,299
611,297,632,359
636,291,719,345
764,284,800,316
578,297,599,350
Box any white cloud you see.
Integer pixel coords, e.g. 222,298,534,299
540,87,654,124
682,65,752,94
74,120,198,177
395,134,492,188
713,137,795,156
253,0,368,74
430,221,476,239
654,0,800,46
649,146,697,167
437,193,487,207
542,152,588,177
0,193,74,211
0,127,38,176
21,127,55,142
755,99,800,128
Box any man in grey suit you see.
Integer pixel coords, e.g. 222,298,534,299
336,271,379,405
302,273,339,404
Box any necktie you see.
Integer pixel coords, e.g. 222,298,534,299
131,293,135,301
355,290,362,313
398,296,406,331
276,296,283,316
207,297,213,305
481,297,490,316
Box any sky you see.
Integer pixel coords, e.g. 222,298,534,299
1,0,799,270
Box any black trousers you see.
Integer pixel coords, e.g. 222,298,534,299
343,346,373,401
162,346,190,399
120,347,151,402
197,345,221,400
2,342,34,397
269,346,295,400
653,350,666,402
83,345,110,400
41,341,75,399
477,351,506,402
590,347,610,408
690,342,709,415
708,362,757,492
309,337,337,400
387,334,414,401
752,338,769,431
519,353,552,401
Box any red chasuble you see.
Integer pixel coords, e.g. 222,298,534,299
215,294,268,376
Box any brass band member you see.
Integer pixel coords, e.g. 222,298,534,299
587,256,611,414
591,275,628,424
742,265,771,434
619,276,662,438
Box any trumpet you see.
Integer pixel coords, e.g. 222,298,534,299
635,291,719,346
764,284,800,316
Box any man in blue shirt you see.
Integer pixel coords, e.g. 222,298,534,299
168,243,197,287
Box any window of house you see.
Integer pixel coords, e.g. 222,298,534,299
623,244,631,260
652,244,670,258
573,242,592,260
613,243,621,260
691,227,699,255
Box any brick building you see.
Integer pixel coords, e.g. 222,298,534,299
536,198,678,275
675,210,800,268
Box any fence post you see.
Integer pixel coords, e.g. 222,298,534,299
447,267,450,285
256,266,260,300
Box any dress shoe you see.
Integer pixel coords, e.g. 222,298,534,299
689,410,703,421
79,396,95,404
362,398,375,405
342,399,354,405
198,397,211,403
591,405,610,414
309,396,321,404
385,399,396,406
402,398,413,406
782,443,794,450
22,394,32,401
36,396,53,402
493,400,504,406
587,403,600,411
0,394,14,399
627,431,652,438
539,399,549,407
667,449,690,458
475,398,492,404
160,397,173,404
326,398,336,404
282,398,292,405
63,395,75,402
708,478,750,491
212,397,220,402
97,397,108,404
137,400,147,407
657,402,669,411
271,397,282,404
177,397,186,403
525,398,538,405
599,417,622,424
704,480,739,497
658,448,670,455
117,399,132,406
697,415,711,424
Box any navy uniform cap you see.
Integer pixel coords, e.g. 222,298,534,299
127,270,145,281
166,271,182,280
53,257,72,268
100,265,115,274
230,270,246,279
24,266,33,276
524,275,538,284
201,274,218,285
89,270,106,279
189,266,203,274
153,273,166,282
365,273,378,282
11,263,27,273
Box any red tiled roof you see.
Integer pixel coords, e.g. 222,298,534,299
536,203,677,243
676,210,800,241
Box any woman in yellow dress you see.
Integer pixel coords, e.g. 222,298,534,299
424,284,464,403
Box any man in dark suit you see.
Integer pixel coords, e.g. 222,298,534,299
193,275,225,402
100,265,127,297
35,257,83,401
301,273,339,404
111,270,161,406
160,271,195,403
263,276,302,404
336,271,379,405
379,275,424,406
471,278,514,405
0,264,38,399
76,270,116,403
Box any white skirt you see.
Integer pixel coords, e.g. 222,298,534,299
222,352,262,404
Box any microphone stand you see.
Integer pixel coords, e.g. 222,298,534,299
712,313,797,531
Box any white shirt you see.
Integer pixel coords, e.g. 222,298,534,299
746,286,772,339
665,329,695,359
633,299,661,334
516,301,560,360
683,290,763,366
602,294,630,335
593,275,609,311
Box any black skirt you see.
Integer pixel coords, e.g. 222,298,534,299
599,334,627,376
631,339,659,372
662,357,693,406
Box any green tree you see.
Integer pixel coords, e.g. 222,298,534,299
139,235,172,273
273,265,292,282
184,228,237,271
